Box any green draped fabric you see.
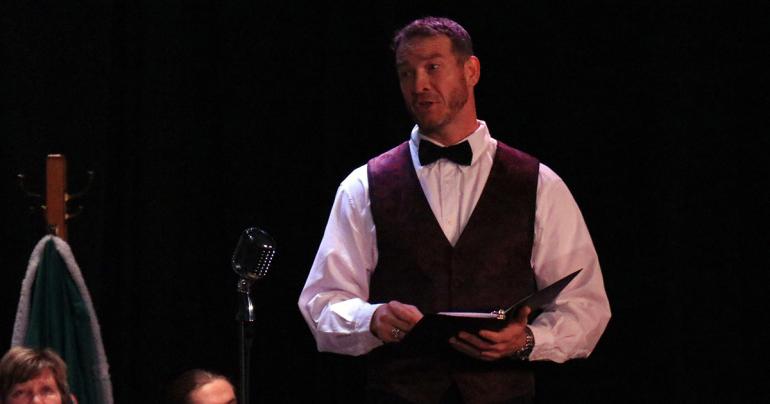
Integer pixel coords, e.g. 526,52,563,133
23,240,104,404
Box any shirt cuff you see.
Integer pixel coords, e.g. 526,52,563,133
356,303,384,343
527,324,555,361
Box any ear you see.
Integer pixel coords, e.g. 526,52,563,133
464,56,481,87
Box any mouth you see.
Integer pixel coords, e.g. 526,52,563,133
414,100,437,111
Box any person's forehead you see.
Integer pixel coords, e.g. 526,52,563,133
11,368,59,390
189,379,236,404
396,35,454,63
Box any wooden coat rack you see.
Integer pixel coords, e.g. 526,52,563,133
18,154,93,241
46,155,69,240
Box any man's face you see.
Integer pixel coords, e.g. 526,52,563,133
188,379,236,404
5,368,62,404
396,35,475,136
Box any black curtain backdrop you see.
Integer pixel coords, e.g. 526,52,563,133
1,2,764,403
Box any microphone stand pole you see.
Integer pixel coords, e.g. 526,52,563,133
236,278,256,404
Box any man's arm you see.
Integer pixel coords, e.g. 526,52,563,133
526,164,611,362
453,164,611,362
298,167,424,355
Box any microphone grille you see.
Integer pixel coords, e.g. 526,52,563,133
252,244,275,280
232,227,276,281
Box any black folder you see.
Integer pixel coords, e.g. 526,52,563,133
402,268,583,346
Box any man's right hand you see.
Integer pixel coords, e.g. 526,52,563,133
370,301,423,343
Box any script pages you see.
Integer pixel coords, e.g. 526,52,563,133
402,268,583,347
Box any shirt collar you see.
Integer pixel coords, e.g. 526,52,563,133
410,120,491,166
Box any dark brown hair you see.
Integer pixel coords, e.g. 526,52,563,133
167,368,234,404
0,346,71,402
392,16,474,61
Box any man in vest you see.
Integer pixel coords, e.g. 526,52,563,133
299,16,610,404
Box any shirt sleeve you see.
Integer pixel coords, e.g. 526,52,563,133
527,164,612,362
297,166,384,356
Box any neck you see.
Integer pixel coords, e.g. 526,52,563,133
422,118,479,146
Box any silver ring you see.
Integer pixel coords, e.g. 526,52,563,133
391,327,402,340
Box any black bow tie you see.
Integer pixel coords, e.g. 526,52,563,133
418,140,473,166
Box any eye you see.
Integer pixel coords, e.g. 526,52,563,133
398,70,413,80
10,389,29,398
428,63,440,72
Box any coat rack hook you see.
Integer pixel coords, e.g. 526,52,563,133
68,170,95,202
17,174,43,200
18,155,93,241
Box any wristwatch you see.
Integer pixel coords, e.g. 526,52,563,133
512,326,534,360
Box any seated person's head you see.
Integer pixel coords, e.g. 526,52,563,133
168,369,236,404
0,346,73,404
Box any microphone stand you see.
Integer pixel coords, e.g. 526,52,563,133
231,226,276,404
236,278,256,404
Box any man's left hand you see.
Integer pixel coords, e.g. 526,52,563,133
449,306,532,361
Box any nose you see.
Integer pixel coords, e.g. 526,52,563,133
412,69,430,94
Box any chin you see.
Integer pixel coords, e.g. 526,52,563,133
417,118,449,135
413,114,439,130
416,121,438,134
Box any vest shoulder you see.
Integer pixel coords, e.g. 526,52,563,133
367,142,410,174
495,140,539,164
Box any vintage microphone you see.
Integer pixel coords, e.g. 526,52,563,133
232,227,276,404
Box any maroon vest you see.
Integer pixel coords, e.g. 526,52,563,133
366,141,540,403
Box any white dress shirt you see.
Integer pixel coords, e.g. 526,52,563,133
298,120,611,362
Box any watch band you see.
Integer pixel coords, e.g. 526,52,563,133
512,326,535,360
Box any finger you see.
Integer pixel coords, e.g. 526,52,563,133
392,315,417,332
386,316,413,342
478,321,519,342
375,317,406,343
478,320,525,343
456,331,495,349
389,301,424,325
449,337,494,362
381,312,413,333
479,349,506,360
372,305,407,341
392,319,412,334
515,305,531,324
386,325,406,342
477,329,504,343
449,337,478,356
378,321,408,343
